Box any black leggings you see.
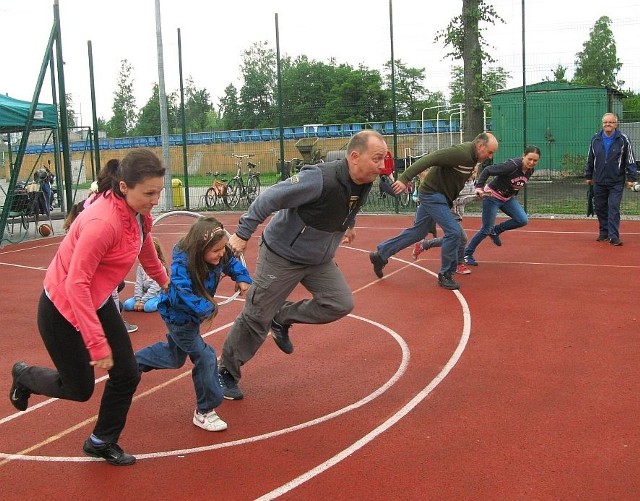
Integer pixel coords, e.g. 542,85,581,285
17,291,140,443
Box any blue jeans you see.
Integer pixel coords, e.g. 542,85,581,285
465,196,528,257
377,192,462,275
123,296,160,312
593,183,623,240
136,322,223,413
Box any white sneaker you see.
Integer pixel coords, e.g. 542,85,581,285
124,321,138,334
193,409,228,432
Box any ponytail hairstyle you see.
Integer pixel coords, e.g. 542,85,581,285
63,201,86,231
176,216,231,305
152,237,169,274
96,149,166,199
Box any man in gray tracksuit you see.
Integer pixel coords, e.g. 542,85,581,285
218,130,388,400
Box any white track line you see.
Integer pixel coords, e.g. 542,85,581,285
1,242,468,501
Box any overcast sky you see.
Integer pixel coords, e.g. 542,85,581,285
2,0,639,125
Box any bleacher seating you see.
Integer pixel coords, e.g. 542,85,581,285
260,129,273,141
45,117,471,154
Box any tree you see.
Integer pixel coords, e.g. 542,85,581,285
134,83,178,136
218,84,242,130
449,65,509,105
545,64,569,83
280,55,338,125
107,59,137,137
182,76,214,132
383,60,428,119
621,90,640,122
573,16,623,89
322,64,389,124
435,0,504,140
238,41,276,129
64,93,77,129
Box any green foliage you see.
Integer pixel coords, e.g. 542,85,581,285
434,0,504,62
544,65,569,83
449,65,508,114
133,84,178,136
183,77,214,132
573,16,623,88
107,60,137,137
64,94,76,129
383,60,428,119
436,0,504,138
219,84,242,130
322,65,389,123
560,153,587,177
239,41,277,129
622,90,640,122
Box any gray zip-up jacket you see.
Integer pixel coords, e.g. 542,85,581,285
235,159,371,265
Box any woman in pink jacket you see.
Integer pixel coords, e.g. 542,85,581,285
9,149,169,466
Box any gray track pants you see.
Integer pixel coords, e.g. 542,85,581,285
220,239,354,380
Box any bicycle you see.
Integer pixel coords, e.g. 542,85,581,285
204,172,229,209
224,154,261,208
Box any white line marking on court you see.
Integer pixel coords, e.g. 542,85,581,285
0,242,467,501
256,263,471,500
0,316,410,463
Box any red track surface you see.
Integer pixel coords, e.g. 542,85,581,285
1,214,639,500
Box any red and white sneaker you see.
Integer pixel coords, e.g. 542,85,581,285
456,263,471,275
411,242,424,260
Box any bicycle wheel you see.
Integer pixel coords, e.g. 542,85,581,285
204,187,218,208
224,179,242,209
246,176,261,204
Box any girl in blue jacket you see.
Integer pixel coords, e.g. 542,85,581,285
136,216,251,431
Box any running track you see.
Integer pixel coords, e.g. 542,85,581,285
1,214,639,500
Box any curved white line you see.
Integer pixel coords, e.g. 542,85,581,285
256,265,472,500
0,315,410,462
1,243,470,501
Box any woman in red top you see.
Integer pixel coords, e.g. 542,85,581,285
9,149,169,466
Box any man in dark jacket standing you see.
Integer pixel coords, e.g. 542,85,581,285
218,130,388,400
585,112,637,246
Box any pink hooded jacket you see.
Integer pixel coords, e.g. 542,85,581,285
43,192,168,360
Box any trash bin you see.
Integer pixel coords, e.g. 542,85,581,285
171,178,184,208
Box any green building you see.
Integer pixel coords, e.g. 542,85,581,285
490,82,624,176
